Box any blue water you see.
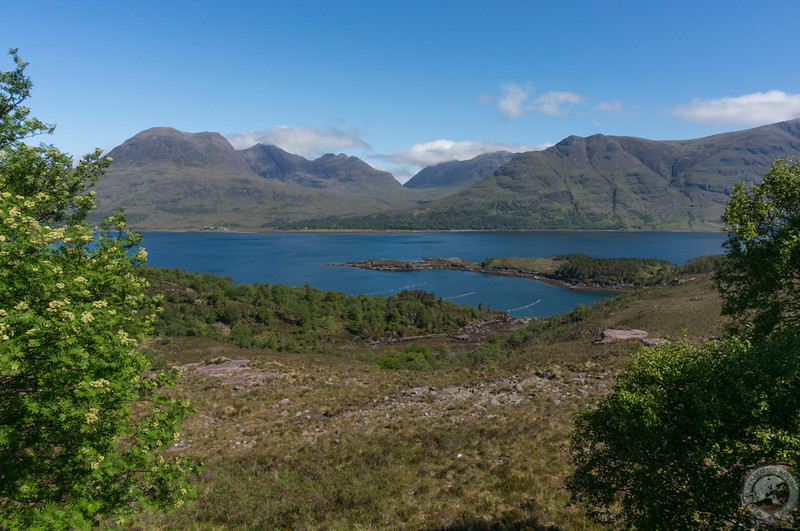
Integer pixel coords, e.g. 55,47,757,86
140,231,726,318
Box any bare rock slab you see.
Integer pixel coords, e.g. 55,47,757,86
594,329,648,344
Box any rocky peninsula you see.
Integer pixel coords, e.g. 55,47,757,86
334,256,654,291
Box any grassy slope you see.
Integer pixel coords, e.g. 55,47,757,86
132,272,724,529
296,119,800,231
90,165,428,231
91,128,429,231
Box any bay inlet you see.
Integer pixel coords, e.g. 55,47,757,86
139,231,726,319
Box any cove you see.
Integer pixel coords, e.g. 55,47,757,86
139,231,726,319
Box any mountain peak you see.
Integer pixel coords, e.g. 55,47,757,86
240,143,403,194
106,127,254,174
404,151,517,191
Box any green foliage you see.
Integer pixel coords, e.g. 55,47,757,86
376,336,515,371
0,49,54,149
715,158,800,336
461,336,512,367
551,253,678,287
506,293,635,348
142,267,481,353
569,159,800,528
568,333,800,529
376,337,515,371
0,51,198,529
377,344,446,371
680,254,725,275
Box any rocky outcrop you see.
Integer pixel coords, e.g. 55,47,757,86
594,329,649,344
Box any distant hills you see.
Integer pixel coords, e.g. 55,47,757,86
91,119,800,231
295,119,800,231
239,143,405,196
403,151,517,196
90,127,428,229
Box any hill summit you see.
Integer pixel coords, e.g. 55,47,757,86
239,143,407,195
305,118,800,231
92,128,426,230
92,119,800,231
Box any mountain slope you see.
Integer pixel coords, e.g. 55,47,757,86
91,128,425,230
403,151,516,195
240,143,414,197
303,119,800,230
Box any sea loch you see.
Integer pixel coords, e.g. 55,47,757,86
140,231,726,318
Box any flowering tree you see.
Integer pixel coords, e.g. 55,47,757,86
0,50,198,529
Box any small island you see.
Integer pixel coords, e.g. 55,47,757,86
336,254,682,291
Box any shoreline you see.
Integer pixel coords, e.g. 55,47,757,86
333,258,629,293
131,228,724,235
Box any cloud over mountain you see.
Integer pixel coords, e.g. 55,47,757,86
672,91,800,126
225,125,370,156
381,139,549,168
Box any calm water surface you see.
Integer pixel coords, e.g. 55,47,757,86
140,231,726,318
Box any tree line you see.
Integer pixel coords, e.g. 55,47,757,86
142,266,484,354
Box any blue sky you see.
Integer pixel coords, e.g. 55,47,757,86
6,0,800,182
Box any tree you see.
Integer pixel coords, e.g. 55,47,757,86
567,159,800,528
0,50,199,529
568,333,800,529
715,158,800,337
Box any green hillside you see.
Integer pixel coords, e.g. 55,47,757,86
90,128,427,230
403,151,516,196
91,120,800,231
289,119,800,230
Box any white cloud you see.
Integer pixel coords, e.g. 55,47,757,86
532,91,587,116
593,100,624,113
482,83,588,120
377,139,552,184
224,125,370,156
381,139,550,168
672,91,800,125
497,82,533,120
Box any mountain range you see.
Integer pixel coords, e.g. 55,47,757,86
90,128,430,229
403,151,517,193
90,119,800,231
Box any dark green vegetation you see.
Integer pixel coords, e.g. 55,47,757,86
568,159,800,529
289,120,800,231
143,266,483,356
480,254,680,288
143,252,717,373
548,254,678,287
569,330,800,529
715,158,800,336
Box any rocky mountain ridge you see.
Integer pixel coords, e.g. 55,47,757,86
300,118,800,230
92,119,800,230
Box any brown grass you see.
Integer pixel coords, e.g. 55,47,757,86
131,274,725,529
